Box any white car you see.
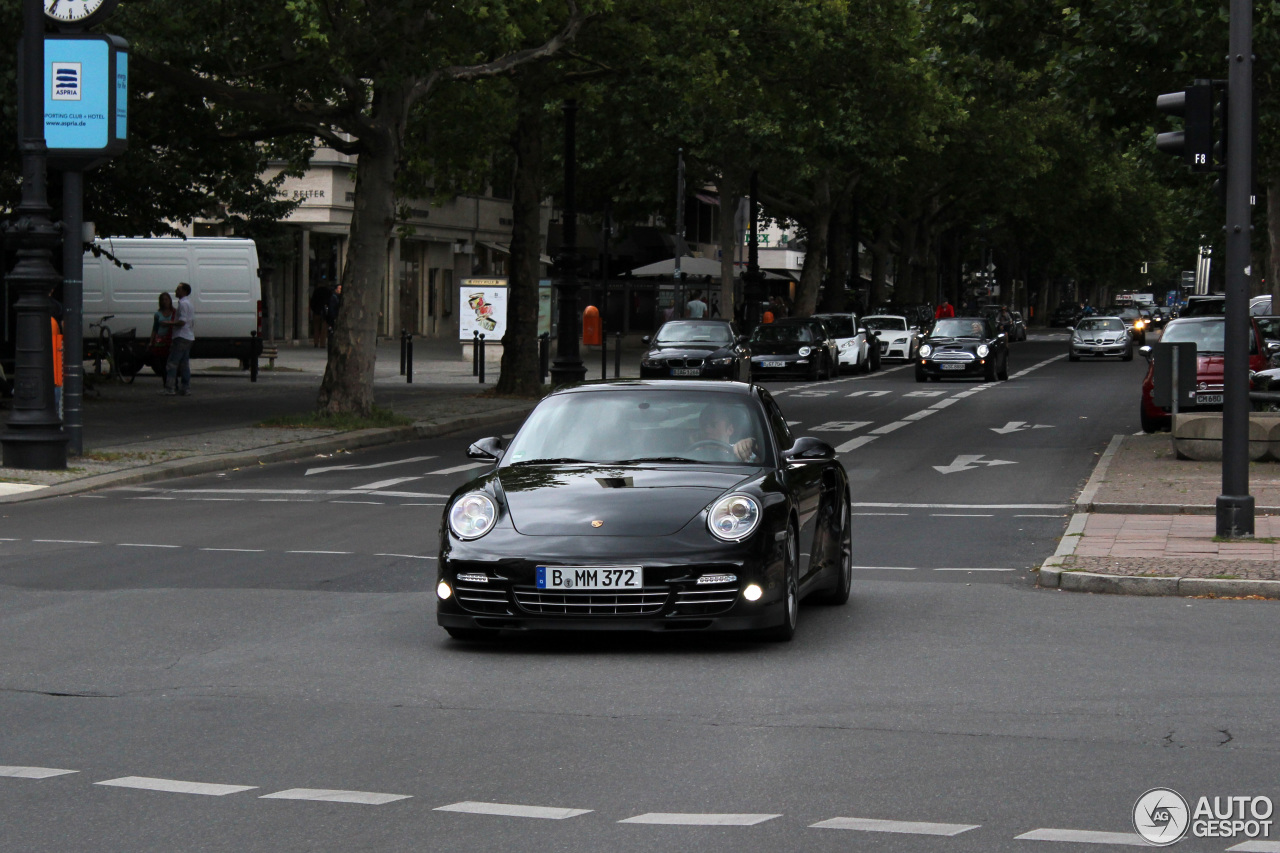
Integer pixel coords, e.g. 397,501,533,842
813,313,876,373
863,315,920,361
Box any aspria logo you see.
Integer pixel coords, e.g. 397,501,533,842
51,63,82,101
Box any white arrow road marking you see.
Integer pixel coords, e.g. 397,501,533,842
846,390,891,397
811,421,871,432
811,817,979,836
932,455,1017,474
990,421,1054,434
425,462,490,476
305,455,436,476
436,801,592,820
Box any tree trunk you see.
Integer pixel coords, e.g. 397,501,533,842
819,192,852,314
317,87,405,417
717,169,740,322
793,179,832,317
868,222,892,307
497,84,546,396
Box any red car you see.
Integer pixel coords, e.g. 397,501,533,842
1139,316,1269,432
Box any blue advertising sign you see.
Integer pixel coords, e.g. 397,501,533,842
42,33,128,167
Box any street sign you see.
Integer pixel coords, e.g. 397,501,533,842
1151,342,1197,410
42,33,128,168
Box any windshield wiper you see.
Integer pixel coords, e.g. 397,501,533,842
609,456,706,464
509,457,591,466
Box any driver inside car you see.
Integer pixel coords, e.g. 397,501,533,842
693,404,761,462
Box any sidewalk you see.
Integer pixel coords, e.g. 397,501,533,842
1040,432,1280,598
0,337,644,501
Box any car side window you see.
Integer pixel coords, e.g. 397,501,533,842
758,390,793,450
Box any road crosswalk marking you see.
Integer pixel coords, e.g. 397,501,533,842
95,776,257,796
810,817,979,836
425,462,489,475
0,766,77,779
846,389,891,397
435,801,592,819
354,477,423,490
620,813,781,826
261,788,411,805
1014,828,1147,846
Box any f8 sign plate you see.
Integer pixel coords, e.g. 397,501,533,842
537,566,643,590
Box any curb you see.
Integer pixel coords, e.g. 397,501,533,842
1076,501,1280,515
1038,568,1280,600
0,402,535,504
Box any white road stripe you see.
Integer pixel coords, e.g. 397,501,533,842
1010,353,1067,379
286,550,352,555
934,567,1017,572
929,398,958,409
931,513,994,517
117,543,181,548
435,801,592,820
835,436,878,453
903,409,938,421
355,477,422,490
425,462,490,476
95,776,257,796
331,501,383,505
33,539,99,544
810,817,979,836
260,788,411,805
375,553,437,560
620,813,780,826
112,487,449,499
851,512,909,516
0,766,78,779
1228,842,1280,852
852,502,1064,509
201,548,265,553
851,565,917,571
1014,828,1147,846
869,421,910,435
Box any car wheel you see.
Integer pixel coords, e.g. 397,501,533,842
445,627,500,642
1069,349,1080,362
761,526,799,642
915,366,928,383
1140,403,1164,434
984,360,998,382
1122,347,1133,362
818,494,852,606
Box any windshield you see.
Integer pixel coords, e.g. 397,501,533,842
1078,318,1125,332
815,315,854,336
502,390,772,467
654,321,734,345
932,318,989,338
752,324,812,343
1161,320,1227,353
864,316,907,331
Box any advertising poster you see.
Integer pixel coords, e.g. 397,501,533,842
459,279,508,340
538,280,552,336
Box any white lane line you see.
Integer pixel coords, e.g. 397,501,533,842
930,513,994,517
305,455,437,476
112,487,449,499
435,801,592,820
260,788,411,805
851,512,909,516
1228,842,1280,852
375,553,437,560
117,543,181,549
851,565,917,571
935,567,1017,572
835,436,878,453
620,813,780,826
424,462,490,476
95,776,257,796
869,421,910,435
201,548,265,553
399,503,446,507
286,550,352,555
1014,828,1147,846
33,539,100,544
135,496,177,500
331,501,384,505
354,477,422,490
903,409,938,421
1016,514,1066,518
0,766,78,779
929,398,958,409
191,498,241,502
852,503,1064,509
1009,353,1067,379
811,817,979,836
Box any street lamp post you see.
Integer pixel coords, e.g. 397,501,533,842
2,0,68,469
741,170,764,328
549,99,586,388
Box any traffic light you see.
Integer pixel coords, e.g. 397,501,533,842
1156,80,1214,172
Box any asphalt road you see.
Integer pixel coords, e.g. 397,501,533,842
3,332,1278,853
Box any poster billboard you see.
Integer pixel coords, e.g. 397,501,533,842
459,278,508,340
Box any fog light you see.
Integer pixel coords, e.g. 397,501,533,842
436,581,453,600
743,583,763,601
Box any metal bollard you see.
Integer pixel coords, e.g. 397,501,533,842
249,331,259,383
538,332,550,384
478,334,486,384
614,331,622,379
399,329,407,375
406,335,413,383
601,326,608,380
472,330,480,376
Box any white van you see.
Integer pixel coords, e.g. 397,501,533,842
82,237,262,360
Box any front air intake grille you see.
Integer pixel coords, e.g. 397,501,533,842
455,583,511,615
513,587,669,615
932,350,975,362
674,583,739,616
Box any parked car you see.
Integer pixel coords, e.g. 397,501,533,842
1050,303,1081,327
812,312,877,374
1138,316,1277,432
1250,295,1273,316
863,314,920,361
639,319,751,381
1068,316,1133,361
1181,295,1226,316
748,317,839,380
436,381,853,641
915,317,1010,382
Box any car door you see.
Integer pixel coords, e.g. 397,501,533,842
760,390,824,581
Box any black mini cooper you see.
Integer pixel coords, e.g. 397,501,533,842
915,317,1010,382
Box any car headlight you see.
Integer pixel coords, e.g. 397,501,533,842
894,336,908,344
977,344,990,357
641,358,664,368
798,346,811,357
448,493,496,540
1134,319,1145,328
707,494,761,541
1072,334,1083,343
919,344,932,357
710,356,734,365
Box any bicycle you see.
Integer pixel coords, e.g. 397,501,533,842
86,315,145,384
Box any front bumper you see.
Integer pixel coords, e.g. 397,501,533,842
879,340,913,360
639,362,738,380
751,355,814,378
1071,341,1128,357
917,356,986,377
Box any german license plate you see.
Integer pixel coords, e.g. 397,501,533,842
1196,394,1224,405
941,363,966,370
671,368,701,376
762,360,785,368
537,566,643,590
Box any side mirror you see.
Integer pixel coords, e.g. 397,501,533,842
857,327,867,335
737,335,748,345
1139,345,1152,360
1266,341,1280,354
1065,326,1074,332
467,436,505,461
782,436,836,461
641,336,651,345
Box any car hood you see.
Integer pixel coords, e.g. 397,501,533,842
494,464,759,536
645,343,730,359
925,336,985,350
750,342,808,355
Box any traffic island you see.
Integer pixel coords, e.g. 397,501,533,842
1171,412,1280,462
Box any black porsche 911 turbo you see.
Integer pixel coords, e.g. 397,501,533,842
915,317,1010,382
436,381,853,642
638,319,752,381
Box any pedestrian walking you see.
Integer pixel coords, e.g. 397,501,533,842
162,282,195,396
324,283,343,335
686,289,707,319
309,283,332,347
935,300,955,319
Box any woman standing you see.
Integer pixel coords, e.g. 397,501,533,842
148,292,176,374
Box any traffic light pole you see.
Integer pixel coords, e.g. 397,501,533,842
1217,0,1254,537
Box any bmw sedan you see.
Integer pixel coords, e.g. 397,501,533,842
639,319,751,381
436,381,853,642
915,317,1009,382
